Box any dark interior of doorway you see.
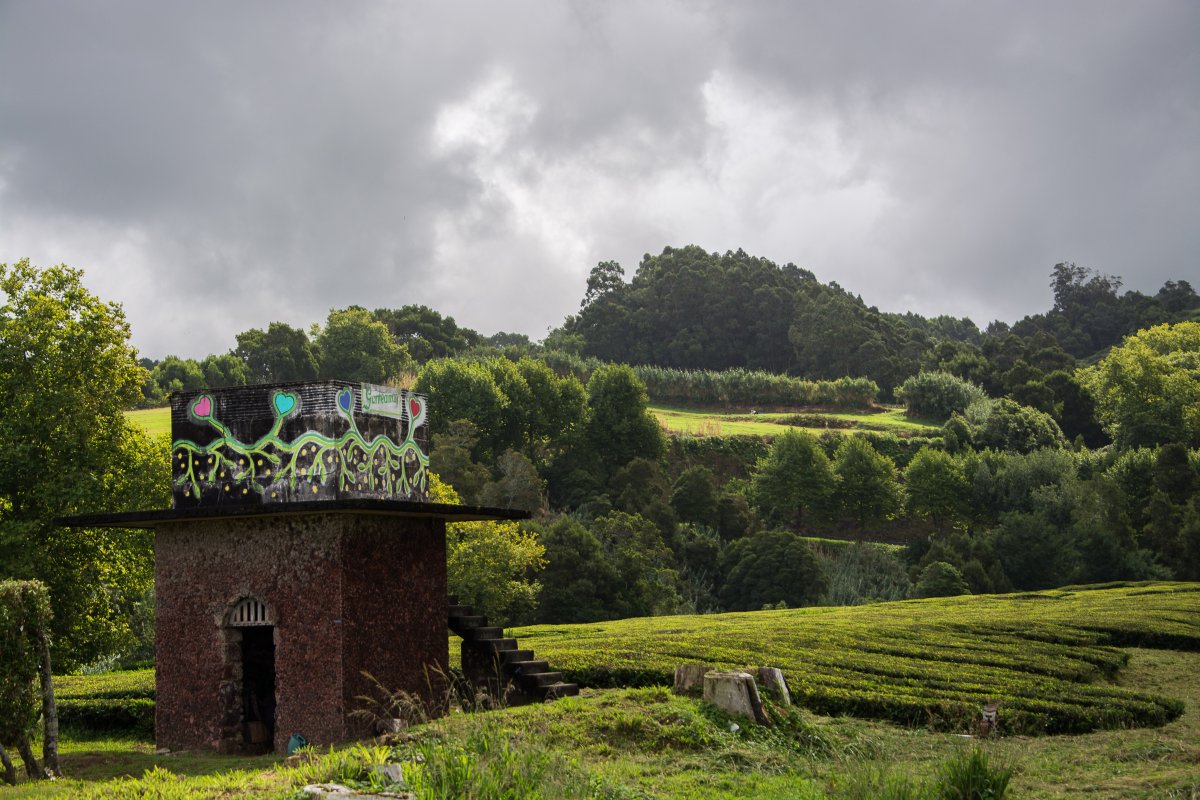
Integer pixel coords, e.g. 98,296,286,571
241,626,275,754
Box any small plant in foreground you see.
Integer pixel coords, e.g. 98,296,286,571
935,746,1013,800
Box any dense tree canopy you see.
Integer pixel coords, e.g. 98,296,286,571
234,321,320,384
0,261,168,668
315,306,412,383
1081,321,1200,449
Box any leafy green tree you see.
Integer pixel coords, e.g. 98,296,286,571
583,364,665,476
581,260,626,309
532,515,621,623
478,450,545,514
832,437,903,530
429,421,491,505
0,260,169,668
150,355,205,394
372,305,480,363
670,523,724,613
750,430,836,527
718,530,827,611
199,353,249,389
431,476,545,625
947,399,1068,454
904,448,970,530
415,359,507,461
514,357,587,462
717,492,755,541
1081,321,1200,449
590,511,680,618
913,561,970,598
0,580,59,782
670,465,719,528
895,371,987,420
316,306,412,384
234,321,320,383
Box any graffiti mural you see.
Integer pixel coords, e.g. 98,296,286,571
170,381,429,507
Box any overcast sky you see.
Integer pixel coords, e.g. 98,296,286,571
2,2,1197,360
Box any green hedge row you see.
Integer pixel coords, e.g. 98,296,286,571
518,582,1200,737
56,697,155,737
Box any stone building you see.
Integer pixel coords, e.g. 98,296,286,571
61,381,525,754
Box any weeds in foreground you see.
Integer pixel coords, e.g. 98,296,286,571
934,746,1013,800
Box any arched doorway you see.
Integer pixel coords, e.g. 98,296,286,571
222,597,276,754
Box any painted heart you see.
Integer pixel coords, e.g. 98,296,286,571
273,391,298,417
409,398,423,420
338,388,353,413
192,395,212,418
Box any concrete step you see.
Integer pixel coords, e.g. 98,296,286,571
498,649,534,665
468,626,504,641
451,615,488,630
504,659,549,676
518,671,564,689
542,682,579,699
478,638,518,653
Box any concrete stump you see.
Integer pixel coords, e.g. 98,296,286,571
673,664,713,695
757,667,791,706
702,671,769,725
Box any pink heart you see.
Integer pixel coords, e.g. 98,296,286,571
192,395,212,418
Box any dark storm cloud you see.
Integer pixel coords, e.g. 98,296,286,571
1,1,1196,357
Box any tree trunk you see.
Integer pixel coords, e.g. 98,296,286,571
15,735,40,780
37,629,61,777
0,743,17,786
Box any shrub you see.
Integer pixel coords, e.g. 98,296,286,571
915,562,971,598
897,371,988,420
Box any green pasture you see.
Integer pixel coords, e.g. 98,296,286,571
124,407,170,438
650,404,941,438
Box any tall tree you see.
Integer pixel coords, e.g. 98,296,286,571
234,321,320,383
832,437,904,530
1082,321,1200,449
750,430,836,528
0,260,168,668
316,306,412,384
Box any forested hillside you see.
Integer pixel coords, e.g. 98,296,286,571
4,252,1199,674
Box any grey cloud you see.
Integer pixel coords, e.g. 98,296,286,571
1,1,1196,357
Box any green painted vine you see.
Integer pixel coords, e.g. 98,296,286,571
171,386,428,501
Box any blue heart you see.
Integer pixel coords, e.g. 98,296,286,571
273,392,297,417
338,388,353,413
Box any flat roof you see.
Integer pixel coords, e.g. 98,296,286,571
56,499,530,529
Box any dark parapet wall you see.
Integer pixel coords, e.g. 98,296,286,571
170,381,429,508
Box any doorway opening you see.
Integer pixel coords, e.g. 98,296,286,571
222,597,276,754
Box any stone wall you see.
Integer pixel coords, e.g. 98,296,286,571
154,512,447,753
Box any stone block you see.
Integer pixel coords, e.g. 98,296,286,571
673,664,712,695
703,671,769,725
757,667,791,706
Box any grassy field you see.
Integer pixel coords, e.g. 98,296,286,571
5,583,1197,798
124,407,171,438
650,404,941,438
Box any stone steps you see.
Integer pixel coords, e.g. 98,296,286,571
448,601,578,705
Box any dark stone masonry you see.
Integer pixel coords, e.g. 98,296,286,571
58,380,526,754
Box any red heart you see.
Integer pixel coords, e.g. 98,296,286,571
409,398,422,419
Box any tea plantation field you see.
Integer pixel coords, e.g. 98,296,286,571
514,581,1200,736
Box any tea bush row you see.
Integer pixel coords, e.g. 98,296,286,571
515,582,1200,735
